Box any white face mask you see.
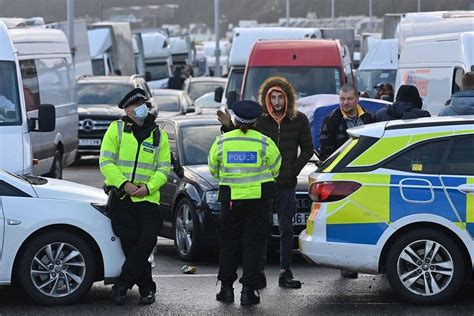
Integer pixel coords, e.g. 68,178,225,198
133,103,148,120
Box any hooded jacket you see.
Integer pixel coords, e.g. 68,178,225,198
375,100,431,122
439,90,474,116
223,76,314,188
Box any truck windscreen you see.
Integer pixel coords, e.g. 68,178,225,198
243,66,341,101
0,61,22,126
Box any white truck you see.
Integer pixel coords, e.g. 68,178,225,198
169,34,192,68
356,38,398,97
0,21,56,175
215,27,322,107
141,31,172,89
396,31,474,116
87,22,136,76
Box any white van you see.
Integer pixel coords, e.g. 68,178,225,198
396,31,474,115
215,27,322,107
0,21,55,175
356,38,398,97
8,25,78,178
142,31,172,89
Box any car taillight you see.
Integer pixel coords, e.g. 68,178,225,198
308,181,361,202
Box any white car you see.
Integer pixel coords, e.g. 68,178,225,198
0,170,124,305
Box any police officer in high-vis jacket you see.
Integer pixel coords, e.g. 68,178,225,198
208,100,281,306
99,88,170,305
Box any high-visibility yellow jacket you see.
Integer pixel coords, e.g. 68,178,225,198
99,120,171,204
208,129,281,200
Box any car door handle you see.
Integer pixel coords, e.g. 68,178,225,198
458,184,474,194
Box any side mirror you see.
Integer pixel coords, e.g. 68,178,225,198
145,71,152,81
227,91,238,110
186,106,195,114
29,104,55,132
214,87,224,102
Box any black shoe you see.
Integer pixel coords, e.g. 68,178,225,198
340,269,358,279
216,284,234,303
112,285,127,306
138,291,155,305
279,270,302,289
240,286,260,306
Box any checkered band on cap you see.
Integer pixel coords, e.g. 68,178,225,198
234,114,257,125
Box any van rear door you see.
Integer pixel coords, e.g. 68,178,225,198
0,21,30,174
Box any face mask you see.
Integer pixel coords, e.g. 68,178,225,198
133,103,148,120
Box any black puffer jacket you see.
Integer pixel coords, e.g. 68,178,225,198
224,77,314,188
375,101,431,122
319,107,375,160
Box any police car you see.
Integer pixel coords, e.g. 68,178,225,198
299,116,474,304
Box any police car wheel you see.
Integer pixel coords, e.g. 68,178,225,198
173,198,200,261
18,231,96,305
385,228,464,304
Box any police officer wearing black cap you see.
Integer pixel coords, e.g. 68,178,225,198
99,88,171,305
208,100,281,306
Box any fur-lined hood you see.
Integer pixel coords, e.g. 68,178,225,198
257,76,298,120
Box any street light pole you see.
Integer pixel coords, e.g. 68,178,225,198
418,0,421,12
331,0,335,28
286,0,290,26
369,0,373,32
67,0,75,63
214,0,221,77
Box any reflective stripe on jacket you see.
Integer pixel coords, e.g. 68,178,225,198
99,120,171,204
208,129,281,200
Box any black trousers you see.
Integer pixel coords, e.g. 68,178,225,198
218,198,271,289
111,196,162,295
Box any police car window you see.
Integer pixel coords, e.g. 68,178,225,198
443,135,474,176
384,139,449,174
0,180,28,197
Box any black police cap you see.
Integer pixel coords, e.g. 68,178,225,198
232,100,263,124
118,88,148,109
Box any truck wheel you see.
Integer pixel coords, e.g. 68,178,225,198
18,231,96,305
174,198,200,261
385,228,464,304
46,150,63,179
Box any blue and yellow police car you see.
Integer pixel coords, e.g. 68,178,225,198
299,116,474,304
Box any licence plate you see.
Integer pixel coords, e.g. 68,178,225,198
79,139,101,146
272,213,309,226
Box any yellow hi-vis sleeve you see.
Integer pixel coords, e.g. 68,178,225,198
208,136,220,179
146,130,171,195
265,137,282,178
99,121,128,188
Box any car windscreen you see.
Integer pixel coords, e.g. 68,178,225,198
156,95,180,111
181,125,220,165
0,61,22,126
243,66,341,101
356,70,397,98
188,81,226,100
145,62,170,81
76,83,132,105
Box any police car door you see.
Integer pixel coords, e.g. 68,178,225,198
440,135,474,237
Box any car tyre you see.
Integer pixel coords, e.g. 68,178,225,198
46,150,63,179
18,231,96,305
385,228,464,304
173,198,200,261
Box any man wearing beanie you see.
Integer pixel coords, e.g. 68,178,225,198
375,85,431,121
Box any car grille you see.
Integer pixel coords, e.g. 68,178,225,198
79,118,113,132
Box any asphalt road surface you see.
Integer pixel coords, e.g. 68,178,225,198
2,157,474,315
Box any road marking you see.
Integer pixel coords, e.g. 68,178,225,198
153,274,217,278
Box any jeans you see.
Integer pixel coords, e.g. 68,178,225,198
277,186,297,270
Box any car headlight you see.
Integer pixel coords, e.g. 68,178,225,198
205,190,219,205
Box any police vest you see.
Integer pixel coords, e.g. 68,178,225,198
99,120,171,204
208,129,281,200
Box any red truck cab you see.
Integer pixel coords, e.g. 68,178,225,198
241,39,353,102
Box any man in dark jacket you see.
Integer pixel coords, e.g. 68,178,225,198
376,85,430,121
439,72,474,116
217,76,314,289
319,83,375,161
